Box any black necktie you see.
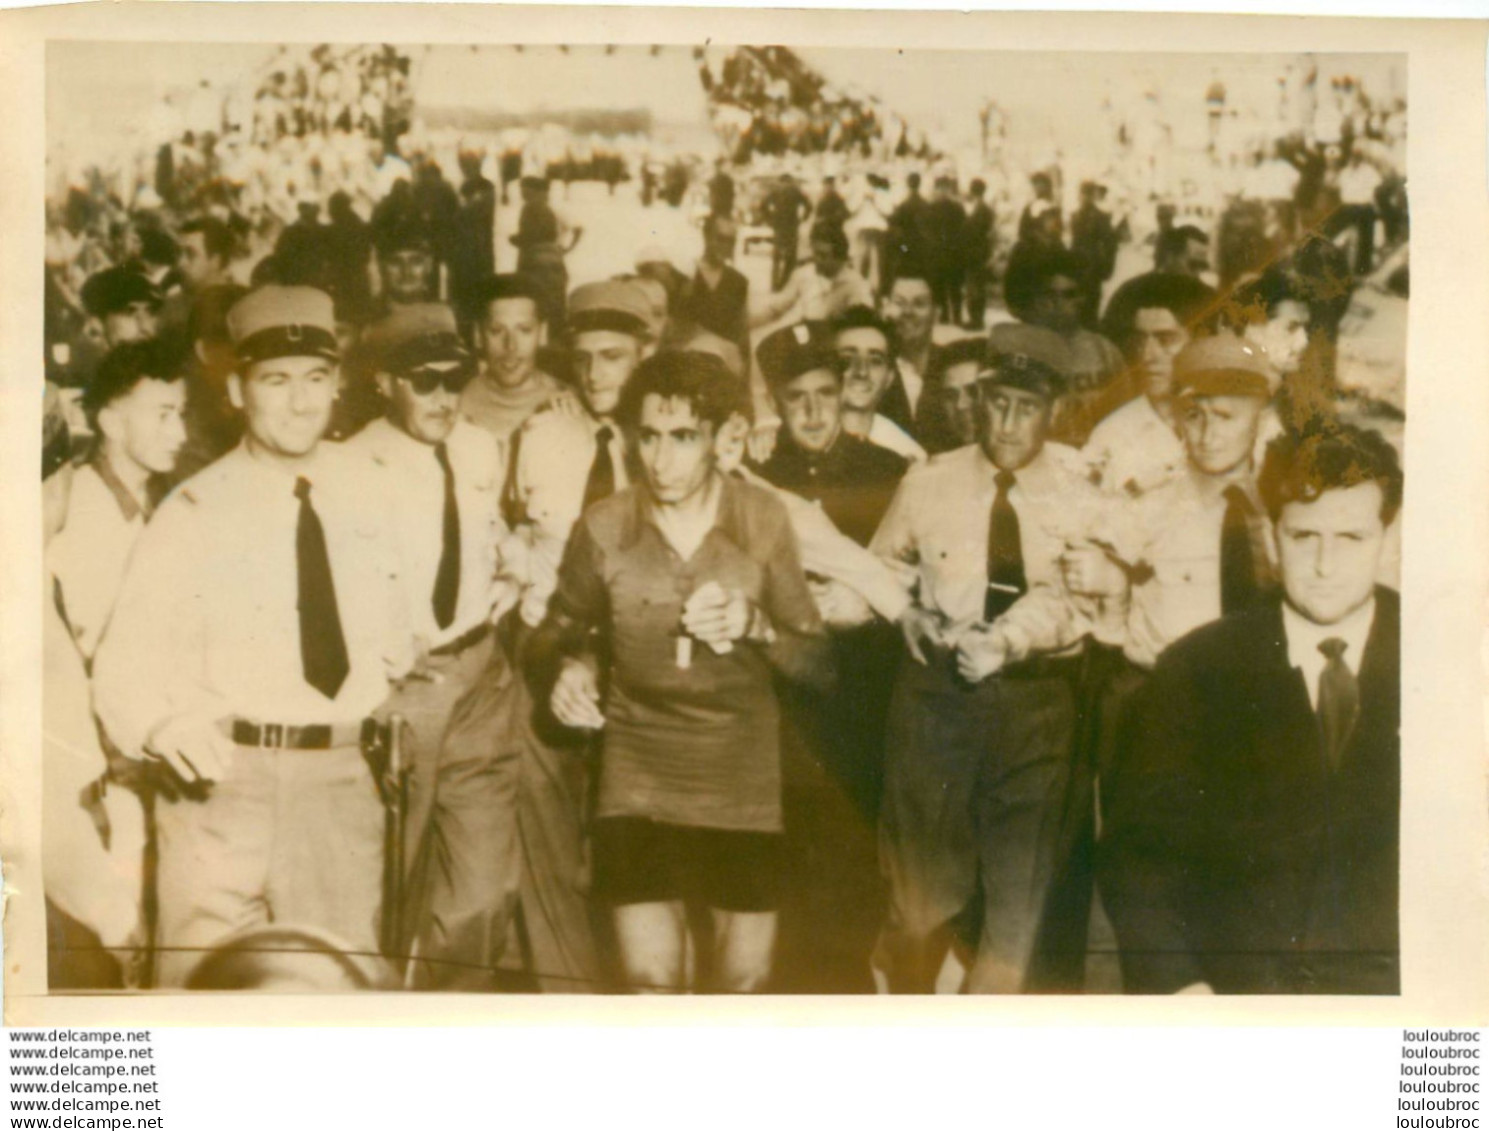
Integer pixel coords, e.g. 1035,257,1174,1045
985,469,1026,622
1220,484,1259,616
432,442,460,630
1317,637,1360,771
295,476,349,699
582,424,616,512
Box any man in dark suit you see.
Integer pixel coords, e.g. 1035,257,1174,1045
1101,423,1403,995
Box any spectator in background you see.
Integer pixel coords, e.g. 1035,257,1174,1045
82,267,163,350
677,214,750,369
177,217,235,294
1154,224,1212,279
376,227,439,313
880,272,937,442
832,305,926,463
766,173,813,292
708,159,736,219
1017,171,1059,244
962,178,995,330
1089,272,1218,498
926,176,966,327
1005,248,1123,446
511,176,581,334
886,171,931,294
815,175,849,237
753,221,871,329
1070,181,1119,330
450,152,497,328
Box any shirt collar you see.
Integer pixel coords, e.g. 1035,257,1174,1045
621,471,743,554
975,444,1058,495
90,449,148,522
1282,595,1377,674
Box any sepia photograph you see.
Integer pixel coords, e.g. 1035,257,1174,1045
24,26,1430,1003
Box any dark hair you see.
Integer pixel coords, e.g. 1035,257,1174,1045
476,274,546,321
906,172,921,191
829,304,898,359
180,216,234,264
929,335,988,380
617,350,743,432
1155,224,1208,266
969,178,987,196
809,221,849,259
138,228,179,269
1004,247,1084,321
1100,272,1219,345
82,338,186,430
1220,268,1306,331
1258,424,1403,525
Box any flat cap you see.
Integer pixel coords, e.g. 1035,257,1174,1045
567,279,653,340
982,322,1071,400
1172,333,1275,398
81,268,162,318
364,303,471,376
757,321,837,387
227,285,340,366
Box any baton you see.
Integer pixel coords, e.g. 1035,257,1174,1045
380,713,411,962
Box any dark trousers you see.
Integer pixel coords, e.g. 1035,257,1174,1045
932,266,963,326
963,262,990,328
394,633,525,991
771,230,799,292
876,654,1077,993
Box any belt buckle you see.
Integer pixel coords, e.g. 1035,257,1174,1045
263,723,284,748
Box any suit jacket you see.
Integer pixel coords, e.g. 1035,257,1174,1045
1100,589,1400,995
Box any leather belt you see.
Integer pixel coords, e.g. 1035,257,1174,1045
227,718,377,750
429,621,493,658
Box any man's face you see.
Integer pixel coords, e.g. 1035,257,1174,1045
571,330,642,418
230,354,339,459
382,248,434,303
178,232,222,290
835,327,894,413
385,370,461,446
1031,274,1084,335
99,378,188,475
978,384,1052,472
812,237,846,279
888,279,934,349
636,394,715,506
1129,307,1190,399
1178,393,1265,476
940,360,982,447
777,368,843,455
103,301,159,347
704,222,737,266
480,297,543,387
1246,299,1310,376
1276,481,1387,626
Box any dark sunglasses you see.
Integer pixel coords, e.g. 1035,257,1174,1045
400,365,473,395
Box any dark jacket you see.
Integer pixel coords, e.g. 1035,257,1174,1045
1100,589,1400,995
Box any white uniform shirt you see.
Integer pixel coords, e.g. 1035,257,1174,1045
871,442,1118,658
47,457,150,661
511,408,631,625
346,418,507,648
1107,466,1274,669
867,414,928,464
1084,396,1187,500
93,442,413,758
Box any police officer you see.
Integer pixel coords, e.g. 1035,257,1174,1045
490,278,656,991
871,350,1120,993
94,285,414,986
348,303,522,989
